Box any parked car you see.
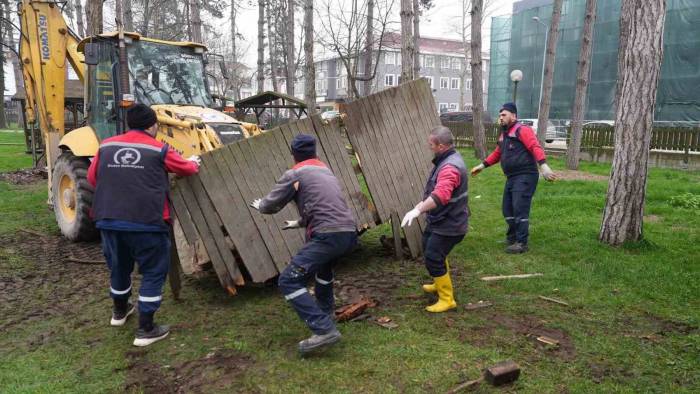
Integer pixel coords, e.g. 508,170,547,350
439,111,493,124
582,120,615,127
321,110,341,120
519,119,564,143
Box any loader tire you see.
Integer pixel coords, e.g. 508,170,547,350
52,152,98,242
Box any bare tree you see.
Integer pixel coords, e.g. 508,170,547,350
566,0,597,170
317,0,395,99
303,0,315,112
362,0,374,95
470,0,486,159
86,0,104,35
412,0,419,78
0,0,6,128
267,2,279,94
400,0,414,81
189,0,203,42
230,0,238,100
3,1,22,109
257,0,265,93
285,0,295,96
73,0,86,37
124,0,134,31
599,0,666,246
458,0,496,111
535,0,562,145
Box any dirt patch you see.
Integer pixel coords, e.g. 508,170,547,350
587,360,635,384
492,314,577,361
0,168,47,185
0,233,108,332
555,170,607,182
643,313,698,336
335,259,416,308
123,349,253,393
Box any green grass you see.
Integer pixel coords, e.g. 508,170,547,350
0,142,698,393
0,130,32,172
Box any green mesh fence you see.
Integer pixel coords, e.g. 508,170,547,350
487,0,700,123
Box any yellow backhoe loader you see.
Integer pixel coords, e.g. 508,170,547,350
19,0,259,241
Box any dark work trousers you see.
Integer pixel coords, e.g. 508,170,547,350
101,230,170,315
502,173,539,245
278,231,358,335
422,229,465,277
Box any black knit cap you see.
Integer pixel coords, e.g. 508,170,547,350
500,102,517,115
291,133,317,162
127,103,158,131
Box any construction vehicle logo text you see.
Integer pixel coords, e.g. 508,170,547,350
111,148,143,169
38,14,50,61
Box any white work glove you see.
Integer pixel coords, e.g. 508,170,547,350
401,208,421,228
470,163,485,176
540,163,557,181
250,198,262,210
187,155,202,166
282,220,301,230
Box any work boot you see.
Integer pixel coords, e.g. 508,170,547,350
110,300,136,327
425,273,457,313
422,259,450,294
298,329,342,355
133,324,170,347
505,242,529,254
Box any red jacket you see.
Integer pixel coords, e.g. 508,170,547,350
87,130,199,221
483,123,546,167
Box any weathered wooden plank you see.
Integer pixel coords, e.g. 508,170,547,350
208,146,279,281
344,101,391,220
177,175,237,290
170,185,199,245
225,141,290,274
192,158,246,284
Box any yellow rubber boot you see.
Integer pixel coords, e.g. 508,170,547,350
425,273,457,313
422,259,450,293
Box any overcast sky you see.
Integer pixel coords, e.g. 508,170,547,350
233,0,518,66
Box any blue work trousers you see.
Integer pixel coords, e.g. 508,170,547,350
422,229,465,277
502,173,539,245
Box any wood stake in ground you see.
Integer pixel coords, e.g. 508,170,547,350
538,295,569,306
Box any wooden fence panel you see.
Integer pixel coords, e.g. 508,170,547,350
172,114,376,288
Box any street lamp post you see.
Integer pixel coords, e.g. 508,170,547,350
510,69,523,102
532,16,548,114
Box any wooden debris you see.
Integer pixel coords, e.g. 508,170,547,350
448,360,521,393
536,336,560,347
65,256,105,265
335,298,377,322
373,316,399,329
447,378,482,393
538,295,569,306
465,301,493,310
18,228,48,238
480,273,543,282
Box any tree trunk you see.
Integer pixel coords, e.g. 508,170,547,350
285,0,295,96
599,0,666,246
614,0,634,114
124,0,133,31
0,1,6,128
230,0,239,100
412,0,420,78
566,0,597,170
189,0,203,42
73,0,86,37
400,0,414,82
86,0,103,36
257,0,265,93
535,0,563,145
140,0,150,36
470,0,486,160
267,3,278,94
362,0,374,96
303,0,315,113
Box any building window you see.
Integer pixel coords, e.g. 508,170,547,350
441,56,451,69
425,76,434,88
316,79,327,92
423,55,434,68
449,103,458,110
440,77,449,89
397,75,402,85
385,52,396,65
452,58,462,70
466,79,472,90
336,76,346,90
439,103,449,113
451,78,460,90
385,74,395,86
396,52,401,65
